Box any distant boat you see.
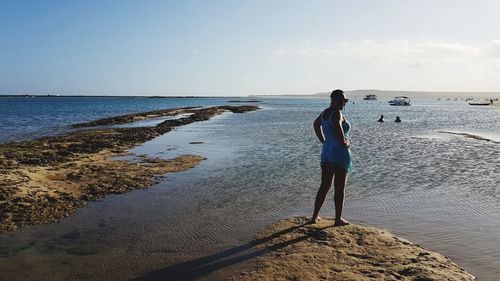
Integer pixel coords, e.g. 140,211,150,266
388,96,411,106
363,94,377,100
468,99,493,106
468,102,491,106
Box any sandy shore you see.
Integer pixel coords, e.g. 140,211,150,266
232,217,474,281
0,105,258,233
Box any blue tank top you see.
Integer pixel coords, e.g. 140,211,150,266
320,110,352,172
321,111,351,142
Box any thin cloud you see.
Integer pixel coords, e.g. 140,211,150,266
487,40,500,57
274,40,482,61
273,47,288,56
271,39,500,92
492,64,500,74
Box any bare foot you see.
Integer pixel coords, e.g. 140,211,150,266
334,218,350,227
308,216,321,224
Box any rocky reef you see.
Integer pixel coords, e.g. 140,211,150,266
0,105,259,233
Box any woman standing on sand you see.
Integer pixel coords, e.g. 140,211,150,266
310,89,352,226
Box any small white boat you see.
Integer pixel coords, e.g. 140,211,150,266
363,94,377,100
388,96,411,106
468,99,493,106
468,102,491,106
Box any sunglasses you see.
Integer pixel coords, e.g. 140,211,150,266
333,97,349,103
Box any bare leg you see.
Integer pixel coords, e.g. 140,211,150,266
333,167,350,226
310,164,334,223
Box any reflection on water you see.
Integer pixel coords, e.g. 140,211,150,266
0,98,499,280
108,113,194,129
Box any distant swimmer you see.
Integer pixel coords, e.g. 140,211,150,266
378,115,384,122
395,116,401,123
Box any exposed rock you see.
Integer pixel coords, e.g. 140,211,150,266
0,106,259,233
232,217,475,281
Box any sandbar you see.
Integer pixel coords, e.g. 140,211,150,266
0,105,259,233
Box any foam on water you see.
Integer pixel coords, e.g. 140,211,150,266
438,130,500,144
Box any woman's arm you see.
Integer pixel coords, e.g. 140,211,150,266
313,114,324,143
333,111,349,148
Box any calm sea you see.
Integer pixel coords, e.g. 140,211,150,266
0,96,499,280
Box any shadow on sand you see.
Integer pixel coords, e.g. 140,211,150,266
131,222,331,281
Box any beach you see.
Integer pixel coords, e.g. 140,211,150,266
4,1,500,279
1,97,499,280
0,105,258,233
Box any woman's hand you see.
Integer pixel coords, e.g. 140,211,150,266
342,140,350,148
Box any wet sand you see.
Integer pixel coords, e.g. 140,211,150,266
0,105,259,233
230,217,474,281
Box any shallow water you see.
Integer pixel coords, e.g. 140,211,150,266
0,96,232,143
1,97,499,280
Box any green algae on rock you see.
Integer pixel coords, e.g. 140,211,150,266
0,105,259,233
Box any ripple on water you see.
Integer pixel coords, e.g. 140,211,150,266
1,98,500,280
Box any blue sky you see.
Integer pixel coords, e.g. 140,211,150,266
1,0,500,96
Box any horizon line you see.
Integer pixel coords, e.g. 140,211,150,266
2,89,500,97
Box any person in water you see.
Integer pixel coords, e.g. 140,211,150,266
311,89,352,226
395,116,401,123
378,115,384,122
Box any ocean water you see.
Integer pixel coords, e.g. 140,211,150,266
0,96,233,143
0,96,499,280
